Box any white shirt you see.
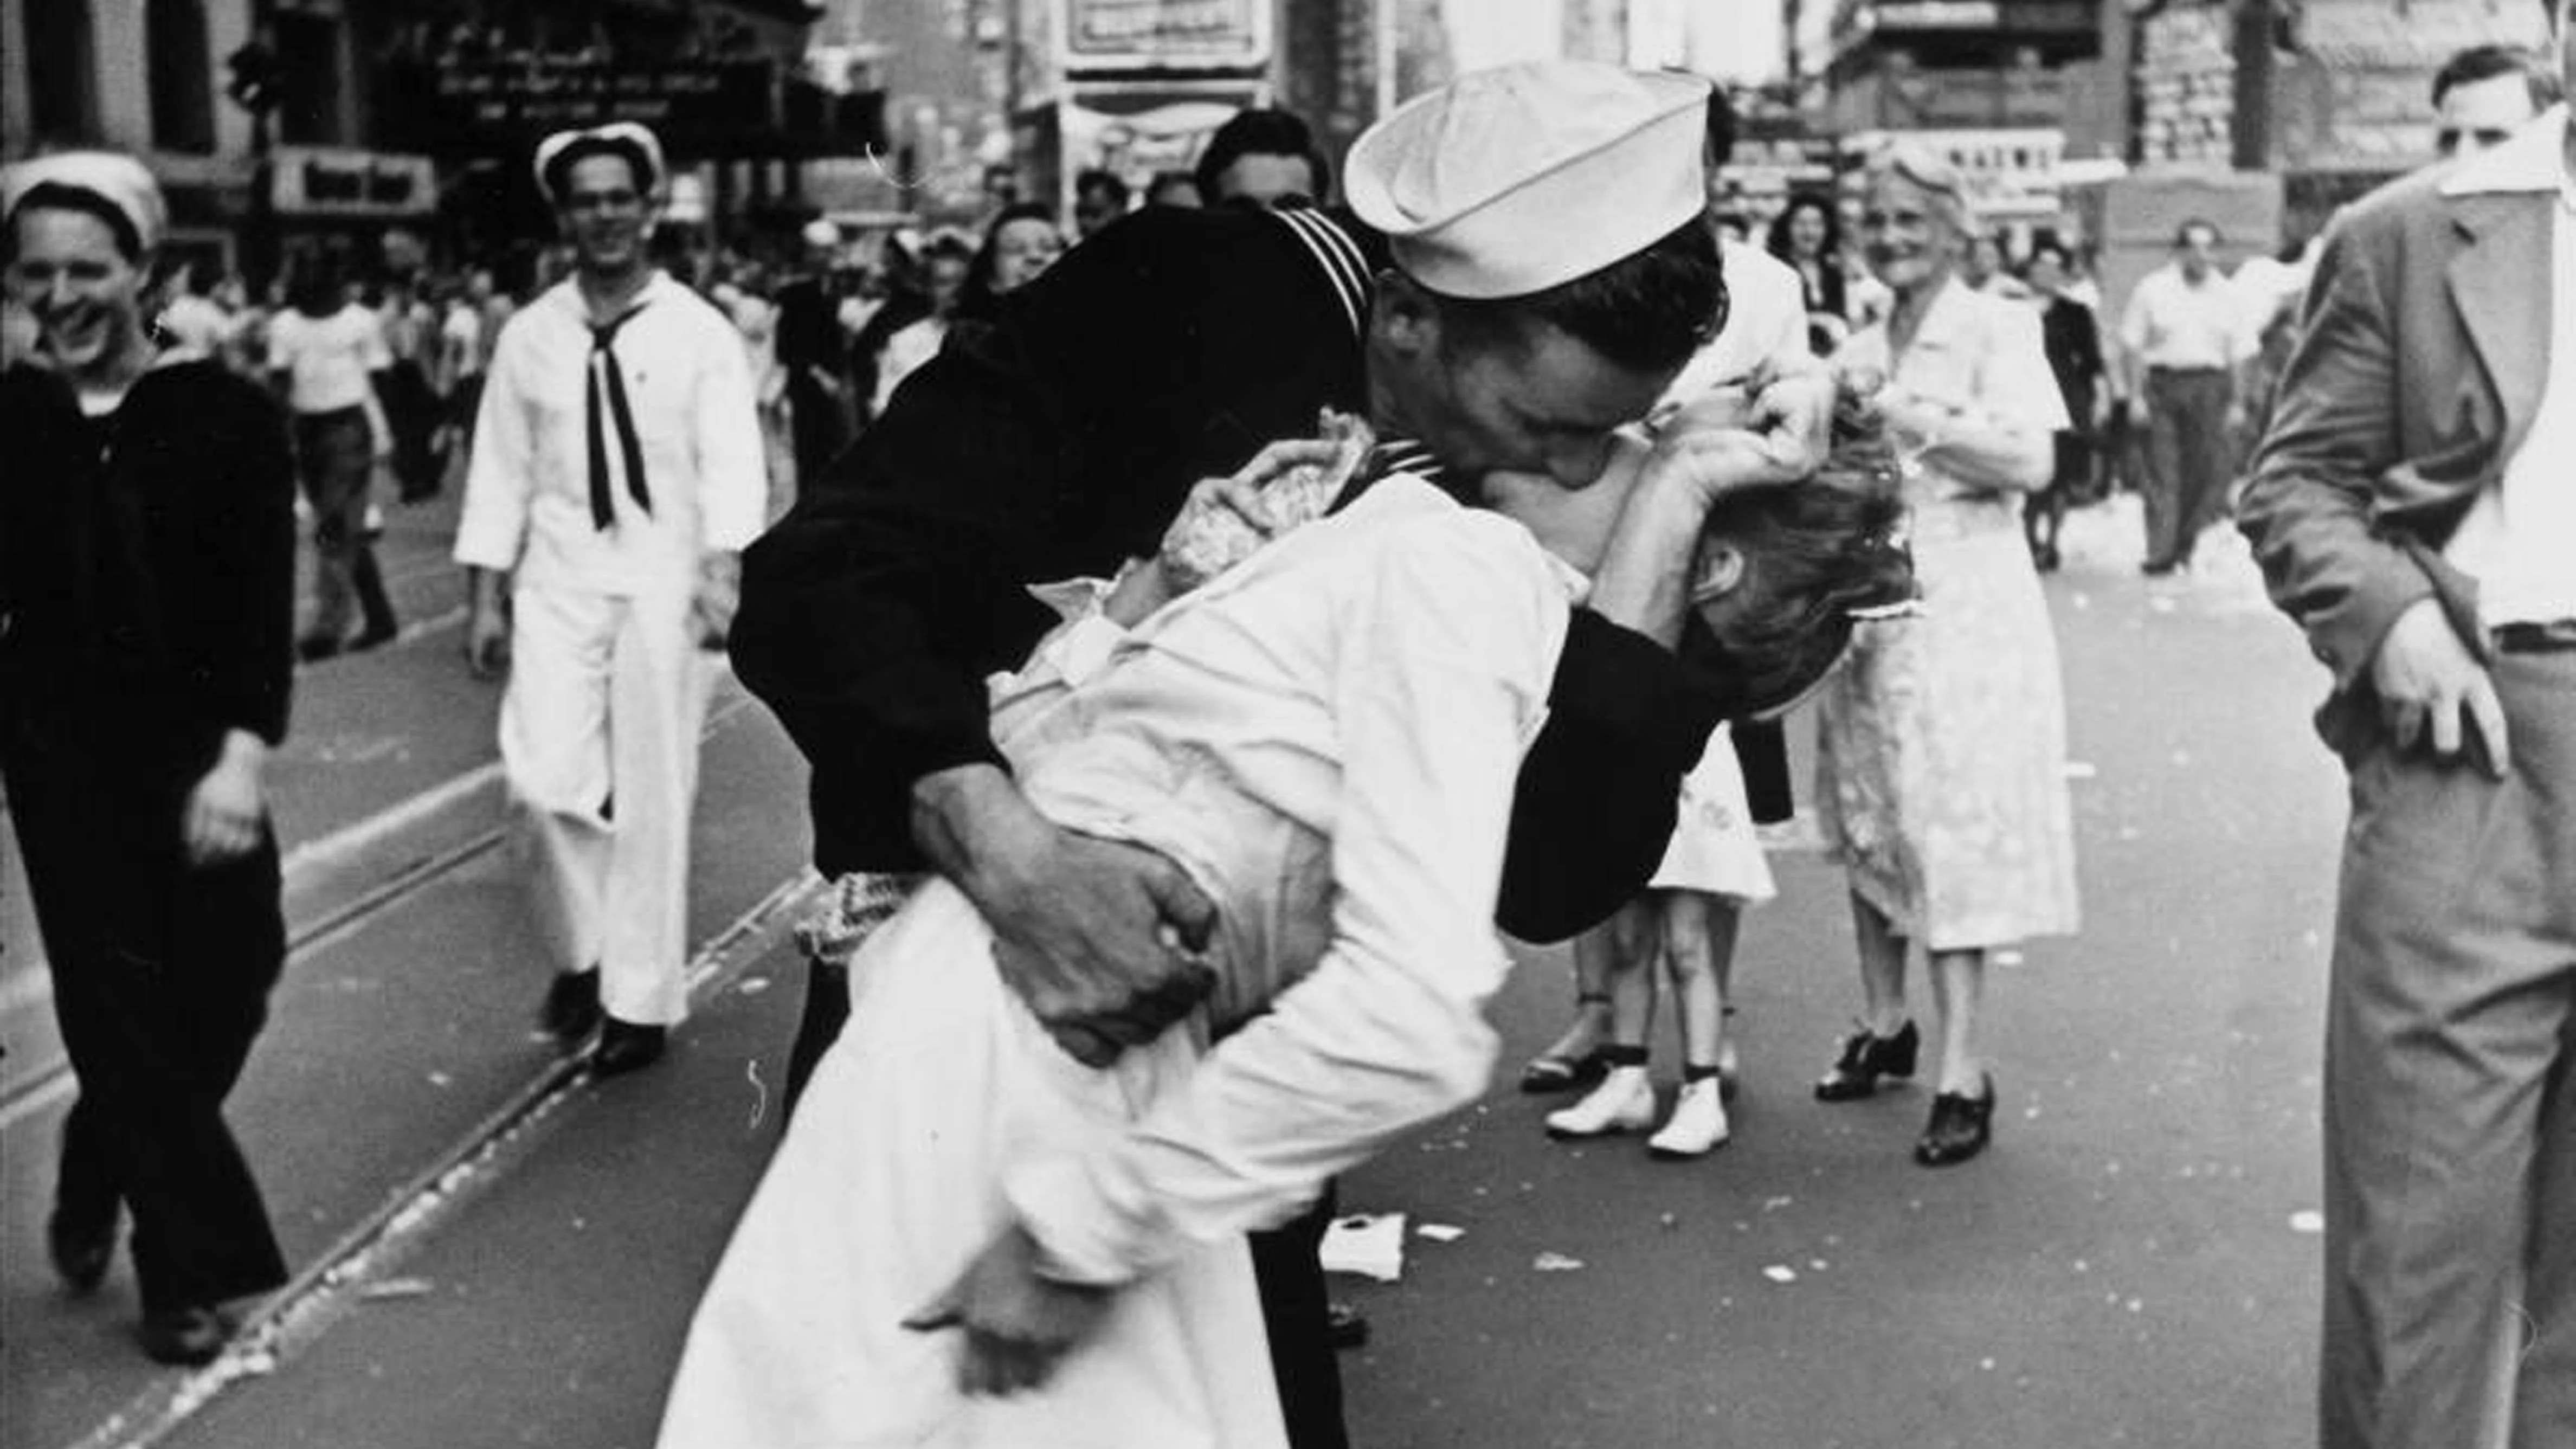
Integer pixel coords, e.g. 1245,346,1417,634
991,479,1575,1284
453,273,769,597
1659,239,1814,405
158,293,235,360
265,303,390,414
873,316,948,416
2440,106,2576,627
2118,262,2249,372
439,303,484,381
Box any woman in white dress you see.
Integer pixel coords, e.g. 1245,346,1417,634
655,423,1911,1448
1808,146,2082,1168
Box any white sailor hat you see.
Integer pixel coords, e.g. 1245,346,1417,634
1344,61,1710,300
533,123,667,204
2,151,168,256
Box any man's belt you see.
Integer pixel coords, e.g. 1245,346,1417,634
2492,620,2576,654
2146,364,2227,377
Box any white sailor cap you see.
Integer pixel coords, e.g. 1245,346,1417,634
2,151,168,256
533,123,667,204
1344,61,1710,300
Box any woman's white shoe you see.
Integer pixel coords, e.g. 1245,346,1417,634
1544,1066,1657,1138
1647,1078,1731,1157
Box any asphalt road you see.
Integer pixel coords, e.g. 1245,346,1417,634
7,498,2353,1449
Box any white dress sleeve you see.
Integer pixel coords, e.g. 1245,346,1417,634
1001,514,1569,1285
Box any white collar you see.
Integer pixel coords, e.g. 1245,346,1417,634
545,268,674,323
2440,105,2574,206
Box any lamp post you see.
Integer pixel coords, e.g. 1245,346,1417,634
226,24,284,286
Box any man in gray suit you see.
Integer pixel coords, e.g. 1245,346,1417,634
2239,5,2573,1446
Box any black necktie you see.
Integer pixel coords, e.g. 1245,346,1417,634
585,302,654,530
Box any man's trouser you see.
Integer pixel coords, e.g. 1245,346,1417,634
2141,366,2233,568
291,406,394,642
11,768,290,1315
500,584,713,1027
2319,642,2576,1449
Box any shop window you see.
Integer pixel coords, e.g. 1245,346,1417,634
148,0,216,154
23,0,101,142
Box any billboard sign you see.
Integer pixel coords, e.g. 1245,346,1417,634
1058,0,1271,71
271,147,439,218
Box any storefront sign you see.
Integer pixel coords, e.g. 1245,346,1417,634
270,147,438,217
431,60,777,145
1059,0,1270,71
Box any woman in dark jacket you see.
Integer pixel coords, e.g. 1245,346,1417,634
1,154,297,1366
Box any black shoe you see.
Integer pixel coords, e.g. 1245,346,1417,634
2140,559,2178,577
539,969,603,1046
592,1017,667,1077
1814,1020,1920,1103
137,1305,234,1366
349,620,399,652
295,634,344,663
1915,1076,1997,1168
1325,1301,1370,1351
1517,1047,1609,1094
47,1206,115,1295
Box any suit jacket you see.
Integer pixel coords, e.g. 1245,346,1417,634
2238,119,2561,751
731,204,1721,941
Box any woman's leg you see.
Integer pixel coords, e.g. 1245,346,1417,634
1524,924,1614,1078
1927,947,1989,1097
1544,900,1659,1137
1648,891,1736,1156
1852,892,1911,1036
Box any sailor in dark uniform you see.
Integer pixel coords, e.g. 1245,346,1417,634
730,61,1834,1447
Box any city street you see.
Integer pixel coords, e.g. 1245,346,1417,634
3,497,2349,1449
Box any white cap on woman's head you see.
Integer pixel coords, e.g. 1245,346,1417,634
1,151,166,254
1343,61,1710,300
532,123,667,204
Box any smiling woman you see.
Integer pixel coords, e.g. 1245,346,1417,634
1,151,299,1367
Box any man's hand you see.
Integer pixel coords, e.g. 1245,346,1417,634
903,1220,1114,1397
2370,598,2509,777
2126,393,2152,429
1745,365,1836,481
692,551,743,649
1185,438,1348,536
914,767,1218,1067
465,607,510,678
183,732,266,866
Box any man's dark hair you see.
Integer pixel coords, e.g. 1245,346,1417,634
2174,217,2222,248
2430,43,2564,110
540,135,658,205
2027,239,2072,271
1432,216,1727,375
1074,168,1129,207
3,182,144,261
1193,108,1330,205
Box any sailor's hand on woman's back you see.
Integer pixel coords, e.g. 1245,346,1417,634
912,764,1219,1068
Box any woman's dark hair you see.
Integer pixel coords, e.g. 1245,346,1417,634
1765,192,1839,265
955,202,1058,322
1074,168,1129,208
1433,216,1728,375
1193,108,1331,206
4,182,144,261
1687,414,1915,720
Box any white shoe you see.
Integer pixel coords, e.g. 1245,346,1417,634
1545,1066,1656,1138
1647,1078,1731,1158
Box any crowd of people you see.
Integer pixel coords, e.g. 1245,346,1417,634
2,11,2569,1449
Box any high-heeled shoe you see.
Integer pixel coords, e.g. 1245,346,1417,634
1518,1046,1609,1094
1544,1066,1656,1138
1914,1074,1997,1167
1646,1078,1730,1158
1814,1020,1920,1102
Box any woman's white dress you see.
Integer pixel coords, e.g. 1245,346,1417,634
657,478,1577,1448
1814,278,2081,950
